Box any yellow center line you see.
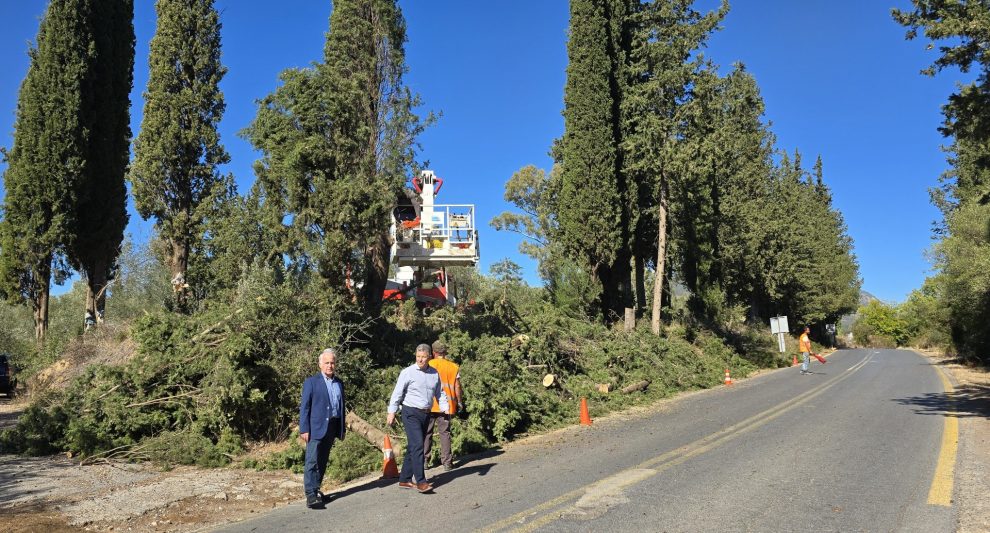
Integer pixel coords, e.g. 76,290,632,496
477,354,873,533
926,364,958,506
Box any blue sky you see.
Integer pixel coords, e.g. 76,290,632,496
0,1,972,304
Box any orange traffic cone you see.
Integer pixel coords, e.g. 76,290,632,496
579,398,592,426
382,435,399,478
792,355,798,367
724,368,733,386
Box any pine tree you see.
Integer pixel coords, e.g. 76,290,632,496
130,0,229,308
622,0,726,333
245,0,426,314
894,0,990,207
0,0,92,341
69,0,135,324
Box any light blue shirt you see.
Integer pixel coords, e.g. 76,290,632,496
388,363,449,413
324,375,342,419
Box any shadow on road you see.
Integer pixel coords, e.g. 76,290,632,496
893,383,990,420
329,448,502,500
429,463,495,489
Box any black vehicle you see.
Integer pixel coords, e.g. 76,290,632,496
0,353,11,396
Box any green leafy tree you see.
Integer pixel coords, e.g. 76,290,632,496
245,0,427,314
0,0,92,341
935,202,990,360
854,300,908,347
899,275,951,348
129,0,230,308
491,164,598,316
893,1,990,362
69,0,135,325
491,164,558,272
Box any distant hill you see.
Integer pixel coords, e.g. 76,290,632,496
859,290,879,307
840,290,879,332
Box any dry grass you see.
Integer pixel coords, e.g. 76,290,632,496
29,322,137,395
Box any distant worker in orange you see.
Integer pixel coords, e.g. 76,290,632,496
799,326,813,375
424,340,462,471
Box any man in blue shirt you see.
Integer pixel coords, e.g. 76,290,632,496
299,348,346,509
387,344,449,493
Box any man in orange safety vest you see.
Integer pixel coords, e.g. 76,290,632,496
424,340,462,471
799,326,813,374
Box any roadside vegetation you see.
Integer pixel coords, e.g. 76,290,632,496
3,0,867,487
854,2,990,363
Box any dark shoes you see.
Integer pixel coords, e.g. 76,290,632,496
306,492,325,509
398,480,433,493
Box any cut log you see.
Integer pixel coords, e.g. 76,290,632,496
620,380,650,394
542,374,556,387
345,410,402,460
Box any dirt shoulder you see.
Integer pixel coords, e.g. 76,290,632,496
0,452,303,533
1,350,987,532
2,396,303,533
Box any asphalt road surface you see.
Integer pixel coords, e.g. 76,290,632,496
218,349,957,532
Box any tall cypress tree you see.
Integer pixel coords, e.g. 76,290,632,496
70,0,135,324
324,0,426,315
245,0,426,314
667,64,776,323
130,0,229,308
0,0,92,342
558,0,629,324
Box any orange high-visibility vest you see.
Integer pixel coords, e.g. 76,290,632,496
429,358,459,414
799,332,811,353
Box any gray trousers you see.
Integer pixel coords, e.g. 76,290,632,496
801,351,810,372
424,413,452,468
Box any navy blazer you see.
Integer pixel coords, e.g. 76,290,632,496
299,374,346,441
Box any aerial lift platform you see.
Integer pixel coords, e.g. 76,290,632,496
384,170,479,306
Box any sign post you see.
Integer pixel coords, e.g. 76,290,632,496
769,315,789,353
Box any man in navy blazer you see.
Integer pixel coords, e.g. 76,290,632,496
299,348,346,509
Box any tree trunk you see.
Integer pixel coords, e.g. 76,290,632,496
624,307,636,332
86,258,109,325
33,256,52,344
623,253,635,332
362,231,391,316
651,179,669,336
345,410,402,461
170,238,189,308
621,379,650,394
634,253,646,317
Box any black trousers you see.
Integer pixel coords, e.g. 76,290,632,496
400,408,429,483
303,418,340,495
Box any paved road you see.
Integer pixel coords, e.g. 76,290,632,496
218,349,958,532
